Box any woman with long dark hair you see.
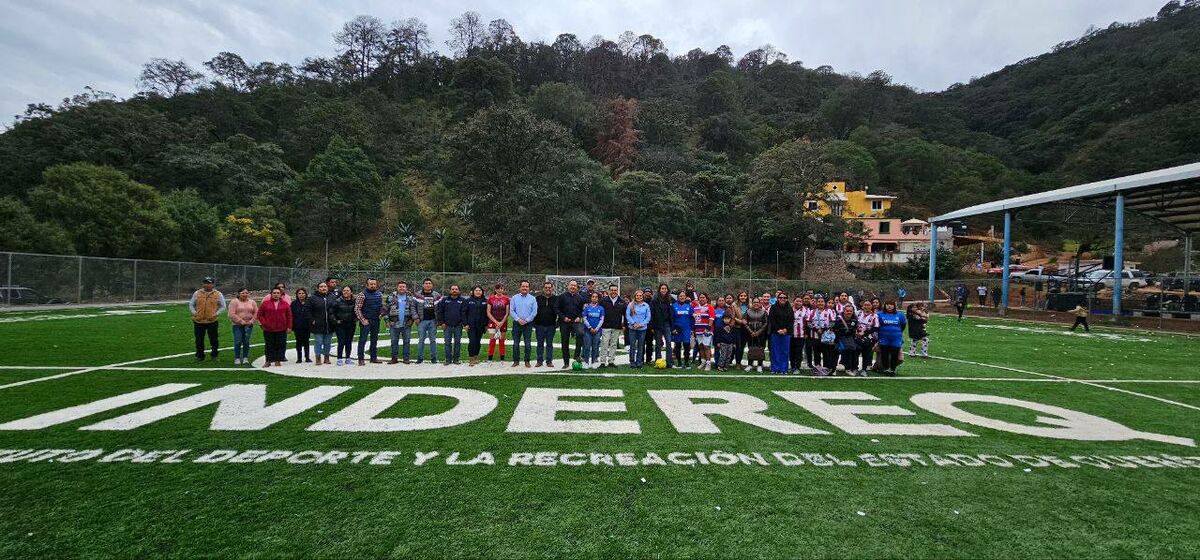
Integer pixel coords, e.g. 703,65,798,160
291,288,312,363
464,285,489,366
256,287,292,368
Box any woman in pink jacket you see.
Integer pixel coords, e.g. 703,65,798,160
227,288,258,365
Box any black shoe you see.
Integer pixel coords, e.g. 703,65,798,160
195,356,205,363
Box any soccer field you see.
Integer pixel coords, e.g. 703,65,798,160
0,304,1197,558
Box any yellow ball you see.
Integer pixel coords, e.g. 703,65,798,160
654,358,667,369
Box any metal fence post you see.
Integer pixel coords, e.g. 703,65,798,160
132,259,139,302
77,256,84,304
176,262,182,299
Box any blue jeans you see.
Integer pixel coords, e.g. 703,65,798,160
628,328,647,366
443,325,463,363
313,332,332,357
582,328,603,364
390,322,412,360
534,325,556,363
232,324,253,360
417,319,438,362
654,325,674,366
357,319,380,360
769,332,791,373
511,322,533,363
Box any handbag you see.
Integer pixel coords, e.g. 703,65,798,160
748,346,765,361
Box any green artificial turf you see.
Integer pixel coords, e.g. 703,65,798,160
0,304,1197,558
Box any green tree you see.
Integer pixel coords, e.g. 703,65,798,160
162,189,220,258
529,82,596,145
0,197,75,254
740,139,839,251
156,134,296,211
282,136,383,245
30,163,179,258
612,171,682,245
445,104,612,247
449,56,515,113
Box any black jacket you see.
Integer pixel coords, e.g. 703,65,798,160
436,295,468,327
332,296,357,327
555,291,586,321
651,296,675,329
534,294,558,326
599,295,626,329
464,296,489,330
307,293,335,335
291,299,313,332
768,302,794,334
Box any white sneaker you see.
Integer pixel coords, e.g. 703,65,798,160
744,366,752,372
756,366,763,373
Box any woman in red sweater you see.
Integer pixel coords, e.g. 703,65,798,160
256,287,293,367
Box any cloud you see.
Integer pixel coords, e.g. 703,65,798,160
0,0,1166,123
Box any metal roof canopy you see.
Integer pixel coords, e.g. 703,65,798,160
929,161,1200,234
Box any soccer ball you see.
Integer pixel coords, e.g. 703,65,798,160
571,360,583,370
654,358,667,369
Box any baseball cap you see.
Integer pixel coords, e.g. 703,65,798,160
203,276,215,284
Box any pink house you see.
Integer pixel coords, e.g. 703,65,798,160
844,218,952,265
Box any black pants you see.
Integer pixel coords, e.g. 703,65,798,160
839,347,859,370
860,344,874,370
467,325,484,357
644,327,654,361
878,345,902,372
336,323,355,359
674,341,692,365
264,330,288,362
956,303,966,320
1071,317,1090,331
560,322,582,364
294,329,311,361
820,343,837,369
733,328,746,365
193,321,218,359
790,337,806,369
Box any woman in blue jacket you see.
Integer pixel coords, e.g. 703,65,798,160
581,292,605,369
670,292,694,368
625,290,651,368
875,301,907,376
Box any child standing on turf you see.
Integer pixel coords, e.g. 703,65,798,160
714,311,736,371
581,292,605,369
671,292,694,368
692,293,716,371
486,283,510,362
1070,304,1090,332
906,302,929,357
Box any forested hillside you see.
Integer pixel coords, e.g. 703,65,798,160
1,1,1197,272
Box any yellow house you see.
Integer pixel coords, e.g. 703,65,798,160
805,181,895,219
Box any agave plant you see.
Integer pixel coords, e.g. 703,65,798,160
373,257,393,274
395,222,418,249
432,227,447,243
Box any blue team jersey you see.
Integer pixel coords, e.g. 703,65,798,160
582,304,605,330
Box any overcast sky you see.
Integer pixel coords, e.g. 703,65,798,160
0,0,1168,124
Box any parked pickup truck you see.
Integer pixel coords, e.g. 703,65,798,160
1075,269,1146,291
1014,267,1067,284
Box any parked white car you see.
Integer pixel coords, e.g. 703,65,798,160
1077,270,1144,291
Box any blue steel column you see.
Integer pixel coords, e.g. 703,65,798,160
1112,194,1125,317
927,222,938,305
1001,211,1012,315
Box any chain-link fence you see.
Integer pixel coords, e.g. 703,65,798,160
0,251,947,307
2,251,1191,318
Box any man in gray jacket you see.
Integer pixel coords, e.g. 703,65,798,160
386,280,420,364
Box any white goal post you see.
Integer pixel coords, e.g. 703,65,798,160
544,275,621,294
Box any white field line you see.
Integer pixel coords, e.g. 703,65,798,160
933,312,1200,339
15,364,1200,384
930,355,1200,412
0,343,264,391
0,366,92,370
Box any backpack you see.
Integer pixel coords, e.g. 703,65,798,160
820,329,836,345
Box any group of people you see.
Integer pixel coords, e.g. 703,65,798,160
188,276,933,375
